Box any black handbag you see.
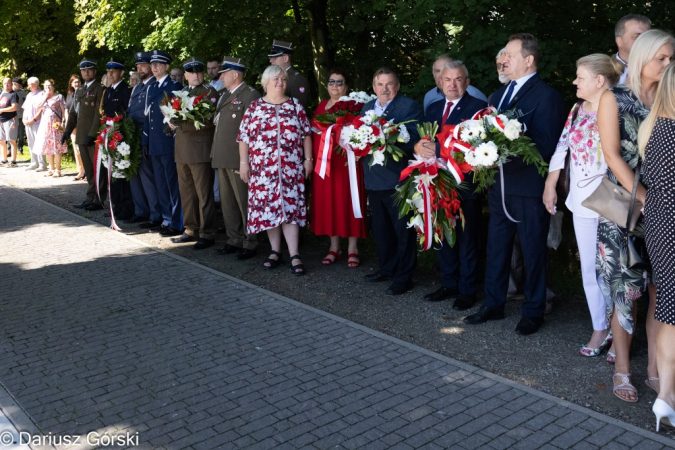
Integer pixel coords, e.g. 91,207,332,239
555,101,583,201
626,162,650,271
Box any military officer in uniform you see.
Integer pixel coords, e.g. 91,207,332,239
63,58,106,211
268,39,311,110
170,57,220,249
101,58,134,221
211,56,261,259
127,51,161,227
142,50,183,236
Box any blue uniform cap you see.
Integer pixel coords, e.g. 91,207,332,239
149,50,172,64
106,58,125,70
134,51,152,64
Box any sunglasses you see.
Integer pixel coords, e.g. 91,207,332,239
327,79,345,86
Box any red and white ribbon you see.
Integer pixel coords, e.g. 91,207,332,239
316,124,334,179
96,118,121,231
338,130,363,219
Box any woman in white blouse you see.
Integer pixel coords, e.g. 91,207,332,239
543,54,623,357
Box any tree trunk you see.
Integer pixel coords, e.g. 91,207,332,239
305,0,333,101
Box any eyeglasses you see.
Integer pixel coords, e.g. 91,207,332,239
328,79,345,86
496,63,504,70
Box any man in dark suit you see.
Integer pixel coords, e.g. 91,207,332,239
464,33,566,335
142,50,183,237
170,57,219,250
361,67,422,296
101,58,134,220
415,60,487,308
127,51,161,227
63,58,106,211
211,56,261,259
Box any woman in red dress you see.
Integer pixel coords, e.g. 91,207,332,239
310,70,368,268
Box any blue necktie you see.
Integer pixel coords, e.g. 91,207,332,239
499,80,517,111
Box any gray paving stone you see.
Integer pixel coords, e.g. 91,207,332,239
0,183,673,450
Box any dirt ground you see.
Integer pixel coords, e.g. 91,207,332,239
1,159,671,438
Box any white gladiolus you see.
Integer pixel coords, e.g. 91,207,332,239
397,124,410,143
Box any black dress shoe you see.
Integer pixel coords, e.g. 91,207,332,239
464,305,505,325
139,220,162,229
364,272,391,283
235,249,257,260
123,215,149,223
216,244,243,255
84,203,103,211
423,287,458,302
171,233,196,244
159,227,182,237
193,238,215,250
453,293,477,311
73,201,89,209
515,316,544,336
386,281,413,296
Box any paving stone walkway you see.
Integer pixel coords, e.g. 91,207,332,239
0,181,673,450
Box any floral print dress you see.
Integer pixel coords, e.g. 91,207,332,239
34,94,68,155
237,98,311,234
595,86,649,334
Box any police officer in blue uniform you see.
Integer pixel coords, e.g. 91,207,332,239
142,50,183,236
102,58,134,220
127,51,161,227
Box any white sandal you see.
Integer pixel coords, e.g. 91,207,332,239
613,373,638,403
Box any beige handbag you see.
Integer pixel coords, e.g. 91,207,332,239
580,170,643,231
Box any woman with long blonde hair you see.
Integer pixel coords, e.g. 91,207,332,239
596,29,674,403
638,61,675,430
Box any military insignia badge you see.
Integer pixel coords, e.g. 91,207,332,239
299,87,306,93
232,99,242,105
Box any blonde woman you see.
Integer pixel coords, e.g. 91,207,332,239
596,29,674,402
543,54,623,358
638,61,675,430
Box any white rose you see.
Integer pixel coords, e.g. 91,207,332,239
503,119,522,141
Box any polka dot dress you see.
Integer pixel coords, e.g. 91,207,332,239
643,117,675,325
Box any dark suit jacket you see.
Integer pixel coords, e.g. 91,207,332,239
65,81,104,145
360,95,422,191
426,93,487,200
101,80,131,118
488,73,565,197
142,76,183,156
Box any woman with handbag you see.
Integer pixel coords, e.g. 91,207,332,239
638,62,675,431
596,29,674,403
543,54,623,358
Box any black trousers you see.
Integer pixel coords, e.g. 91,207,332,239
79,144,107,206
110,179,135,219
368,189,417,284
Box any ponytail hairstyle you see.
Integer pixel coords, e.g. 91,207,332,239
638,62,675,157
576,53,624,88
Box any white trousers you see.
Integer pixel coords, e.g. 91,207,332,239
573,214,608,330
26,123,46,168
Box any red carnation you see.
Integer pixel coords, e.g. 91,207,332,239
109,140,117,150
112,131,123,141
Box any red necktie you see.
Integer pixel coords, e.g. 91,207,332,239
441,101,454,125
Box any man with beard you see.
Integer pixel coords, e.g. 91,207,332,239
64,58,106,211
127,51,161,227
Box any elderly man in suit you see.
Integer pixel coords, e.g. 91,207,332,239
362,67,422,296
268,40,311,110
415,60,487,308
101,58,134,221
142,50,183,236
127,51,161,227
464,33,566,335
423,54,487,114
211,56,261,259
63,58,106,211
170,57,220,249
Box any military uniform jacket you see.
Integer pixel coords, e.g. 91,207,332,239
101,80,131,118
211,82,261,169
174,84,219,164
142,75,183,156
285,66,311,111
128,76,155,127
65,80,104,145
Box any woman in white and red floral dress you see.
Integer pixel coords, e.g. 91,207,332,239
237,65,313,275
